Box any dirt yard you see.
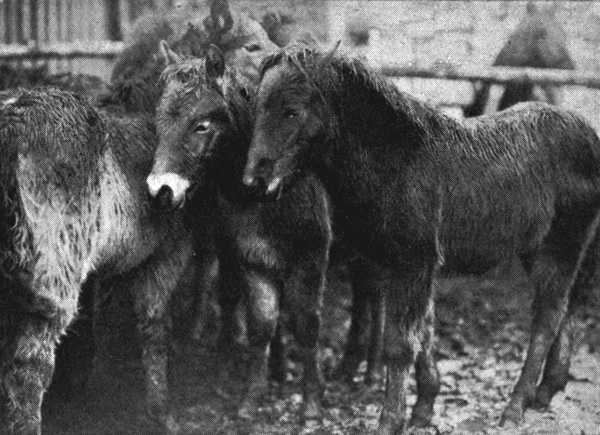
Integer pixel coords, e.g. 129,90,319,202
43,264,600,434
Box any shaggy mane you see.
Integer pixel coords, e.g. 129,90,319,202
259,43,460,154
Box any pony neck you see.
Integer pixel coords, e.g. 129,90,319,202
214,72,255,201
320,57,459,158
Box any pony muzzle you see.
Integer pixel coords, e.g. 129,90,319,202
243,155,279,195
146,172,191,208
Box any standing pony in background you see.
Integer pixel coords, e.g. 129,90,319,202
148,43,332,419
244,43,600,432
109,0,278,113
0,89,201,433
463,2,574,117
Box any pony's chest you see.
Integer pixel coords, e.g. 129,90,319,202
217,196,284,270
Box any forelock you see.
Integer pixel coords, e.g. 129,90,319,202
160,57,208,89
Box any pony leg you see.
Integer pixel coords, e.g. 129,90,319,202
533,226,599,409
379,255,437,434
336,257,372,383
531,316,578,410
131,237,194,427
0,283,77,435
268,322,286,383
409,297,440,428
285,256,327,420
237,271,279,419
366,278,386,385
501,207,600,426
47,279,96,404
215,248,244,353
214,251,245,384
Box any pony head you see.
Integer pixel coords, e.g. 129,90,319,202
147,41,247,209
244,42,338,197
110,0,277,113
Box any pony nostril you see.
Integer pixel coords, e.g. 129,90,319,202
243,174,256,187
150,185,174,209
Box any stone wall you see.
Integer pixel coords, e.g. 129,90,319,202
324,1,600,128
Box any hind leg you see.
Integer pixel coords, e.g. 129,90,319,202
531,316,579,410
366,279,386,385
237,271,280,419
501,208,600,426
48,279,97,404
336,257,372,383
532,229,599,409
0,280,78,434
410,297,440,428
268,322,286,383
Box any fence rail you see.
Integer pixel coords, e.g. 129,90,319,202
371,61,600,90
0,41,124,60
1,41,600,91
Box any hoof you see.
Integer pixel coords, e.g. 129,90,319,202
332,365,357,385
365,368,384,387
531,385,553,411
379,410,407,435
303,398,322,421
499,402,524,428
237,399,256,420
165,414,181,435
409,412,434,429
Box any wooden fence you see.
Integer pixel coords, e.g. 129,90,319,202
0,0,174,78
1,1,600,90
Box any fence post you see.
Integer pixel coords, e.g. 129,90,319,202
104,0,122,40
30,0,39,45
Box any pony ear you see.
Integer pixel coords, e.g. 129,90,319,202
318,40,341,68
205,0,234,43
159,40,181,65
206,44,225,79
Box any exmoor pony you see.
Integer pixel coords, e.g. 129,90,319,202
0,89,204,433
243,42,600,432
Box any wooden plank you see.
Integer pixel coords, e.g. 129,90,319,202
0,40,125,59
43,0,50,42
105,0,122,40
4,0,13,43
15,0,25,43
65,0,73,41
369,61,600,90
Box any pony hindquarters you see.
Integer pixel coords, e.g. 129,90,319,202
501,205,600,426
0,89,106,434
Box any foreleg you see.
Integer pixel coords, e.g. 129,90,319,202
237,271,280,419
131,236,194,427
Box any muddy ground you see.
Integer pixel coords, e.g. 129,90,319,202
43,264,600,434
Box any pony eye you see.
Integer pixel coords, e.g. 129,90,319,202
284,109,298,119
244,43,262,53
194,120,211,133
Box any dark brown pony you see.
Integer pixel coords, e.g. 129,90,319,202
109,0,278,113
148,43,332,419
147,40,388,420
243,43,600,432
